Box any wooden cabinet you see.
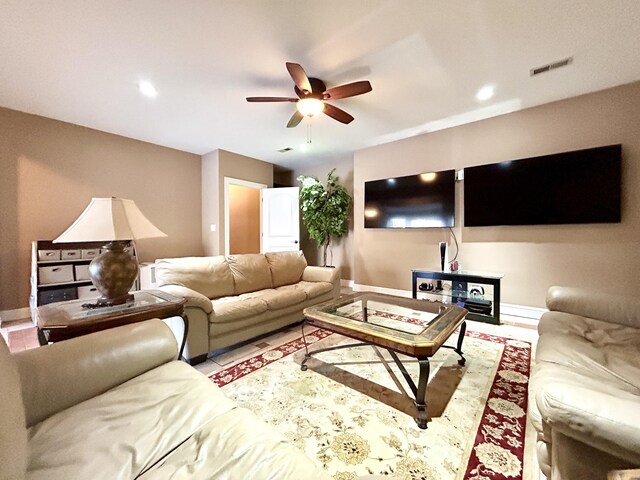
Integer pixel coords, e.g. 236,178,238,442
30,240,138,307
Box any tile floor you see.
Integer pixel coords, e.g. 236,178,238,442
0,317,40,352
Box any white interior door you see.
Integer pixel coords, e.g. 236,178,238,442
261,187,300,252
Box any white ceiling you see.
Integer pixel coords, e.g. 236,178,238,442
2,1,640,170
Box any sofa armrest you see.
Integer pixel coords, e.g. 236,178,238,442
158,284,213,315
536,382,640,466
546,286,640,329
302,266,340,284
15,320,177,427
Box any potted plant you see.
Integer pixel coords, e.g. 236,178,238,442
297,169,352,267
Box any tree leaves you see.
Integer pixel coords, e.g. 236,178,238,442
297,168,352,266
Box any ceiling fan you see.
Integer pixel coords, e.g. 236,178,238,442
246,62,372,128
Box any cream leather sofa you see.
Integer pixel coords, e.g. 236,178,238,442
0,320,331,480
155,251,340,364
529,286,640,479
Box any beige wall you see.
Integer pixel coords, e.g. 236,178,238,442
201,149,273,256
0,107,202,310
354,82,640,308
273,167,294,187
293,156,354,279
229,185,260,254
201,150,220,256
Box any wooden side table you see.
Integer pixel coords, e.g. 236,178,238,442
33,290,188,359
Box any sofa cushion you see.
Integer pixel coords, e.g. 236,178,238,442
533,309,640,468
227,254,273,294
288,280,334,300
155,256,234,299
137,405,331,480
265,251,307,287
27,361,238,480
241,288,307,310
529,361,604,443
535,380,640,465
537,312,640,390
0,337,27,480
210,296,269,324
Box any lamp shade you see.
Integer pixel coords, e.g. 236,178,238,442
53,197,167,243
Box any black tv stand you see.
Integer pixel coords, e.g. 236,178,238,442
412,268,503,325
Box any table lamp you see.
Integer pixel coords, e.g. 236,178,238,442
54,197,167,306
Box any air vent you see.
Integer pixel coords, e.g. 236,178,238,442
277,147,293,153
530,57,573,76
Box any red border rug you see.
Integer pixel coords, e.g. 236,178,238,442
210,328,531,479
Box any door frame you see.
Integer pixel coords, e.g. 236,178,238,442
224,177,267,255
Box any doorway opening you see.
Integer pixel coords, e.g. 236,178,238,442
224,178,266,255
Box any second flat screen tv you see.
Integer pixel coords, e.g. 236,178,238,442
463,144,622,227
364,169,455,228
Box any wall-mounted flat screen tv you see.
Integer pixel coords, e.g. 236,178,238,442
364,169,455,228
463,144,622,227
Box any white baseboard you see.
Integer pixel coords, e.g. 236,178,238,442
352,283,413,299
351,283,545,323
501,303,546,320
340,279,354,288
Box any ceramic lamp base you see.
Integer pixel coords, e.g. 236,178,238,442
89,241,138,306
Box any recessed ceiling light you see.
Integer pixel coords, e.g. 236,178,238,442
138,80,158,98
476,85,495,101
299,143,309,152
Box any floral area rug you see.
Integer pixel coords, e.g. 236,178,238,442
210,327,531,480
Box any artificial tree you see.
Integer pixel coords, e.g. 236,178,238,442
297,168,352,267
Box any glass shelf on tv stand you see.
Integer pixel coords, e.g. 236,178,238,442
411,268,503,325
416,288,494,302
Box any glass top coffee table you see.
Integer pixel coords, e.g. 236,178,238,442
302,292,468,429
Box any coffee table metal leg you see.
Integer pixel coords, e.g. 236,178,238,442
178,314,189,361
387,349,431,429
301,321,311,371
415,359,431,429
37,328,48,346
456,320,466,366
441,320,467,366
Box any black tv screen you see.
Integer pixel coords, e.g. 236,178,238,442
364,169,455,228
463,145,622,227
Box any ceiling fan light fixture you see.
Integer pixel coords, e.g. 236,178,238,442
296,98,325,117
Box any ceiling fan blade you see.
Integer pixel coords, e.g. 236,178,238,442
287,110,304,128
323,103,354,124
286,62,312,93
324,81,372,100
246,97,297,102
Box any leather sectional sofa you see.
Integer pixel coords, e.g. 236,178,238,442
155,251,340,364
1,320,330,479
529,286,640,479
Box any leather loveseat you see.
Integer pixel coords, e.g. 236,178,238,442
0,320,331,480
155,251,340,364
529,286,640,479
